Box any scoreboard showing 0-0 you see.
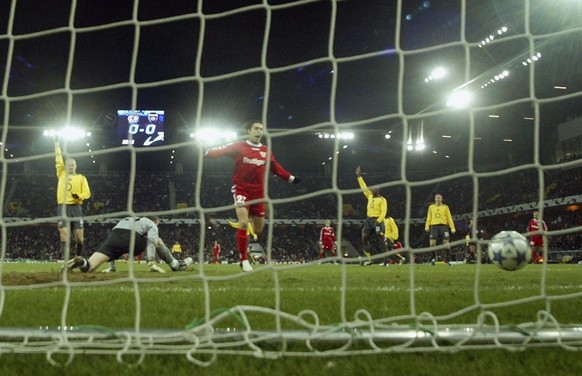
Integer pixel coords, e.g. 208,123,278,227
116,110,165,147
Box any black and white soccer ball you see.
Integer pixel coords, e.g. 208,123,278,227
488,231,531,271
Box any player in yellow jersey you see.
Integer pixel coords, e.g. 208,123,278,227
425,193,456,264
383,215,405,266
55,135,91,262
356,166,388,266
227,219,258,241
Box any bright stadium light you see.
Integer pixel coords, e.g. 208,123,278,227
191,128,238,146
317,132,354,140
425,66,447,83
43,127,90,140
446,89,472,108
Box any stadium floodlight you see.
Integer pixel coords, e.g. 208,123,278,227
446,89,472,108
190,128,238,146
43,127,90,140
407,134,413,151
317,132,354,140
337,132,354,140
425,66,447,82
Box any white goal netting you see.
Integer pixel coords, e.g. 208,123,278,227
1,0,582,368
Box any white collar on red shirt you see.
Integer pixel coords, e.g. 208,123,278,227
245,140,263,147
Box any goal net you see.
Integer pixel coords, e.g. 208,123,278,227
1,0,582,368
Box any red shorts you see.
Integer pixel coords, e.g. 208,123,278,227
231,185,265,217
530,236,543,247
322,245,334,251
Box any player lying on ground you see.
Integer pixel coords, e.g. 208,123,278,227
67,216,191,273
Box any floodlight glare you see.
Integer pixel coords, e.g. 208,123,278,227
337,132,354,140
446,90,472,108
192,128,237,146
43,127,89,140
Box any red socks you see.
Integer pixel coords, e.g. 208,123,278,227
237,228,249,261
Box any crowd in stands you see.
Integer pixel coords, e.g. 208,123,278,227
2,166,582,264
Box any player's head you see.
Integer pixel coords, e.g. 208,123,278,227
533,210,539,219
434,193,443,204
148,112,159,123
324,219,331,227
370,186,380,197
65,158,77,174
147,216,160,225
242,120,264,143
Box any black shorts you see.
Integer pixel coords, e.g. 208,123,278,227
96,229,148,260
57,204,84,230
362,217,385,236
429,225,450,241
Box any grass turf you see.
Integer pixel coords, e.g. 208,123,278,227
0,262,581,374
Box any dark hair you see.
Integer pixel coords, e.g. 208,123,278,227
242,120,263,133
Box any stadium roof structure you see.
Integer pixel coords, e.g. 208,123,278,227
1,1,581,175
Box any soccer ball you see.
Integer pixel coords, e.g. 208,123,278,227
488,231,531,271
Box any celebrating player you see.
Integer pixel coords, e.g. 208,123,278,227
527,210,548,263
54,135,91,262
203,120,301,272
355,166,388,266
425,193,456,264
319,219,337,263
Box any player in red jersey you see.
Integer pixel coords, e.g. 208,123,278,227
212,240,221,264
527,210,548,263
319,219,337,263
204,120,301,272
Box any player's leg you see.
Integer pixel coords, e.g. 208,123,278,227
57,204,71,259
429,226,439,263
235,206,252,272
73,227,84,257
382,239,393,266
442,227,452,264
156,238,179,270
250,215,264,236
442,239,452,264
102,259,117,273
533,245,540,263
373,222,388,264
361,219,374,265
85,252,110,272
67,251,108,273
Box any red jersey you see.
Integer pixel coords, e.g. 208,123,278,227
528,218,547,244
319,226,336,250
213,243,221,256
205,140,293,192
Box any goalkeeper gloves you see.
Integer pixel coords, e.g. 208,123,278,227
72,193,80,200
292,176,301,184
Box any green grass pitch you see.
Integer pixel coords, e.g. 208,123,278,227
0,262,581,375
